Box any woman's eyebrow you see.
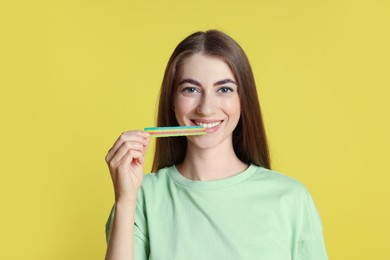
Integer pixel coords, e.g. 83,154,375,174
178,79,201,86
214,79,237,86
178,78,237,86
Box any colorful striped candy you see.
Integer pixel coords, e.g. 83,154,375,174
144,126,207,137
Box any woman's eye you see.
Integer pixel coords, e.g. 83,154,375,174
218,87,233,93
182,87,199,93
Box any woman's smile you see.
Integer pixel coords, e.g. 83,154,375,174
191,119,224,133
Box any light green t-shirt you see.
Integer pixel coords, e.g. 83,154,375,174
106,164,327,260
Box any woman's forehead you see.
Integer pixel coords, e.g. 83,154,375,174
178,53,235,83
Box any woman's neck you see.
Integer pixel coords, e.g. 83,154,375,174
176,141,248,181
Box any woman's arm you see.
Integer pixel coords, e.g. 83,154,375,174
104,131,150,260
105,198,137,260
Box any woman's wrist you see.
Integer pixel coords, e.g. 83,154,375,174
115,193,138,207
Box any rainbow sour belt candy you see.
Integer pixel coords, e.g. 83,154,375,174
144,126,207,137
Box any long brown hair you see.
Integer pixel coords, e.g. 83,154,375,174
152,30,270,171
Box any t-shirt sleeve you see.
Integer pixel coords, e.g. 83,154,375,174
296,190,328,260
105,202,150,260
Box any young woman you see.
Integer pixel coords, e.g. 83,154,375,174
105,30,328,260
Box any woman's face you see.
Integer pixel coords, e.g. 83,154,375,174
173,53,241,149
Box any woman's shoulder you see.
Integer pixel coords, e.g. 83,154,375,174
143,166,173,183
135,166,177,207
139,166,175,193
251,166,312,197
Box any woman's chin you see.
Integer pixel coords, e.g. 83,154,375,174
187,134,232,150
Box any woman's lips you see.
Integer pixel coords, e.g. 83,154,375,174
191,120,223,133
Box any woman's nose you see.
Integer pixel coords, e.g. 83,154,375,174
196,94,217,115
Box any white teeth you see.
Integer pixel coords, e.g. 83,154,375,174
195,121,221,129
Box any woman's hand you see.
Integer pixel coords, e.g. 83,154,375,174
105,131,150,202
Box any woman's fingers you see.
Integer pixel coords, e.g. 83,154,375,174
116,149,143,174
114,149,145,194
106,131,149,163
108,141,145,169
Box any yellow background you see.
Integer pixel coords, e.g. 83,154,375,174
1,0,389,259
